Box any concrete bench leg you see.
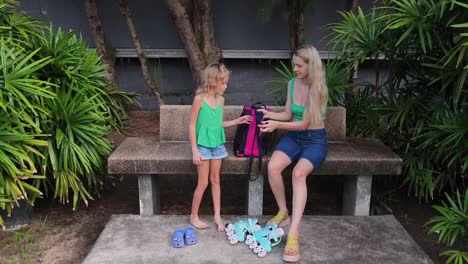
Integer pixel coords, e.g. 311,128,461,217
342,175,372,216
138,175,160,215
246,174,264,215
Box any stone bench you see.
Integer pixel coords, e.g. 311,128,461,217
108,105,402,216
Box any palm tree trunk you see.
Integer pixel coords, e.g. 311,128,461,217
119,0,165,105
346,0,359,85
348,0,359,13
165,0,204,87
287,0,304,53
165,0,222,88
84,0,118,88
194,0,222,64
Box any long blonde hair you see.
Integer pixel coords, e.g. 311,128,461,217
195,63,231,95
294,45,328,124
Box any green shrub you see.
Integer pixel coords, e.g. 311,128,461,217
266,60,351,106
426,189,468,264
0,0,135,228
324,0,467,202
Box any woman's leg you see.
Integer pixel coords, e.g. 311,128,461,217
268,151,292,214
289,158,314,236
190,160,210,229
283,158,314,261
209,159,224,231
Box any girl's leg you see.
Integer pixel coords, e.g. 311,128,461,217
190,160,210,229
283,158,314,261
209,159,224,231
268,151,292,215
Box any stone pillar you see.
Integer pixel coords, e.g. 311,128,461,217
247,174,264,215
138,175,160,215
342,175,372,216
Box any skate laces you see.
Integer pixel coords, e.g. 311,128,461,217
284,235,300,256
270,211,288,225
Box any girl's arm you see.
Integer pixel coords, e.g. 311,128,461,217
221,96,252,127
257,80,293,121
189,95,203,165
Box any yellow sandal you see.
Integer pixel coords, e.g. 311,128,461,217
267,211,290,227
283,235,301,262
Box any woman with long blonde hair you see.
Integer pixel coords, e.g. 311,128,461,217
258,45,328,262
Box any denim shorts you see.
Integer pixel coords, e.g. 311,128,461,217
197,144,228,160
275,128,328,169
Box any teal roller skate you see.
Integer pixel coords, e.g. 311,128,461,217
248,224,284,257
225,218,261,245
245,224,276,249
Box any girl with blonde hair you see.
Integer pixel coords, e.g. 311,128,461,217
189,63,251,231
258,45,329,262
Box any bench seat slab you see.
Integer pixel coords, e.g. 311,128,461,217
108,138,402,175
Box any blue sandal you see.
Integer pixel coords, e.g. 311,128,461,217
171,228,185,248
184,226,198,245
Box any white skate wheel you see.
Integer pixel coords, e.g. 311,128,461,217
258,249,267,258
245,235,253,245
253,245,262,254
229,238,239,245
248,239,256,249
225,225,234,232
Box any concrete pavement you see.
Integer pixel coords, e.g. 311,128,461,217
83,214,433,264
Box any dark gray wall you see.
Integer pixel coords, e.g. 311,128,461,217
118,58,289,106
20,0,376,49
19,0,380,109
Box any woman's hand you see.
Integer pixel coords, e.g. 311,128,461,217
237,115,252,125
257,109,271,120
258,120,279,132
192,151,203,165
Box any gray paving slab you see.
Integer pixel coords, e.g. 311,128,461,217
83,215,433,264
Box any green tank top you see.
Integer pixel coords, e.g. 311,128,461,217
290,78,305,121
290,78,328,122
195,96,226,147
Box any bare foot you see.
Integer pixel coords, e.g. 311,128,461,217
190,217,209,230
214,217,225,232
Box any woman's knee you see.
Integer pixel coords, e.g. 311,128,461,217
268,159,286,176
292,168,309,183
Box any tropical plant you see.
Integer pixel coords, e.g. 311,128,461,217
0,2,53,227
0,0,135,228
426,189,468,264
266,60,351,106
28,28,135,209
266,61,294,105
323,0,467,202
324,0,467,262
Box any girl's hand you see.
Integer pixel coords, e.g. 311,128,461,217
258,120,279,133
192,151,203,165
237,115,252,125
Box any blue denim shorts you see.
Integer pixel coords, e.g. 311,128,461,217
197,144,228,160
275,129,328,169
